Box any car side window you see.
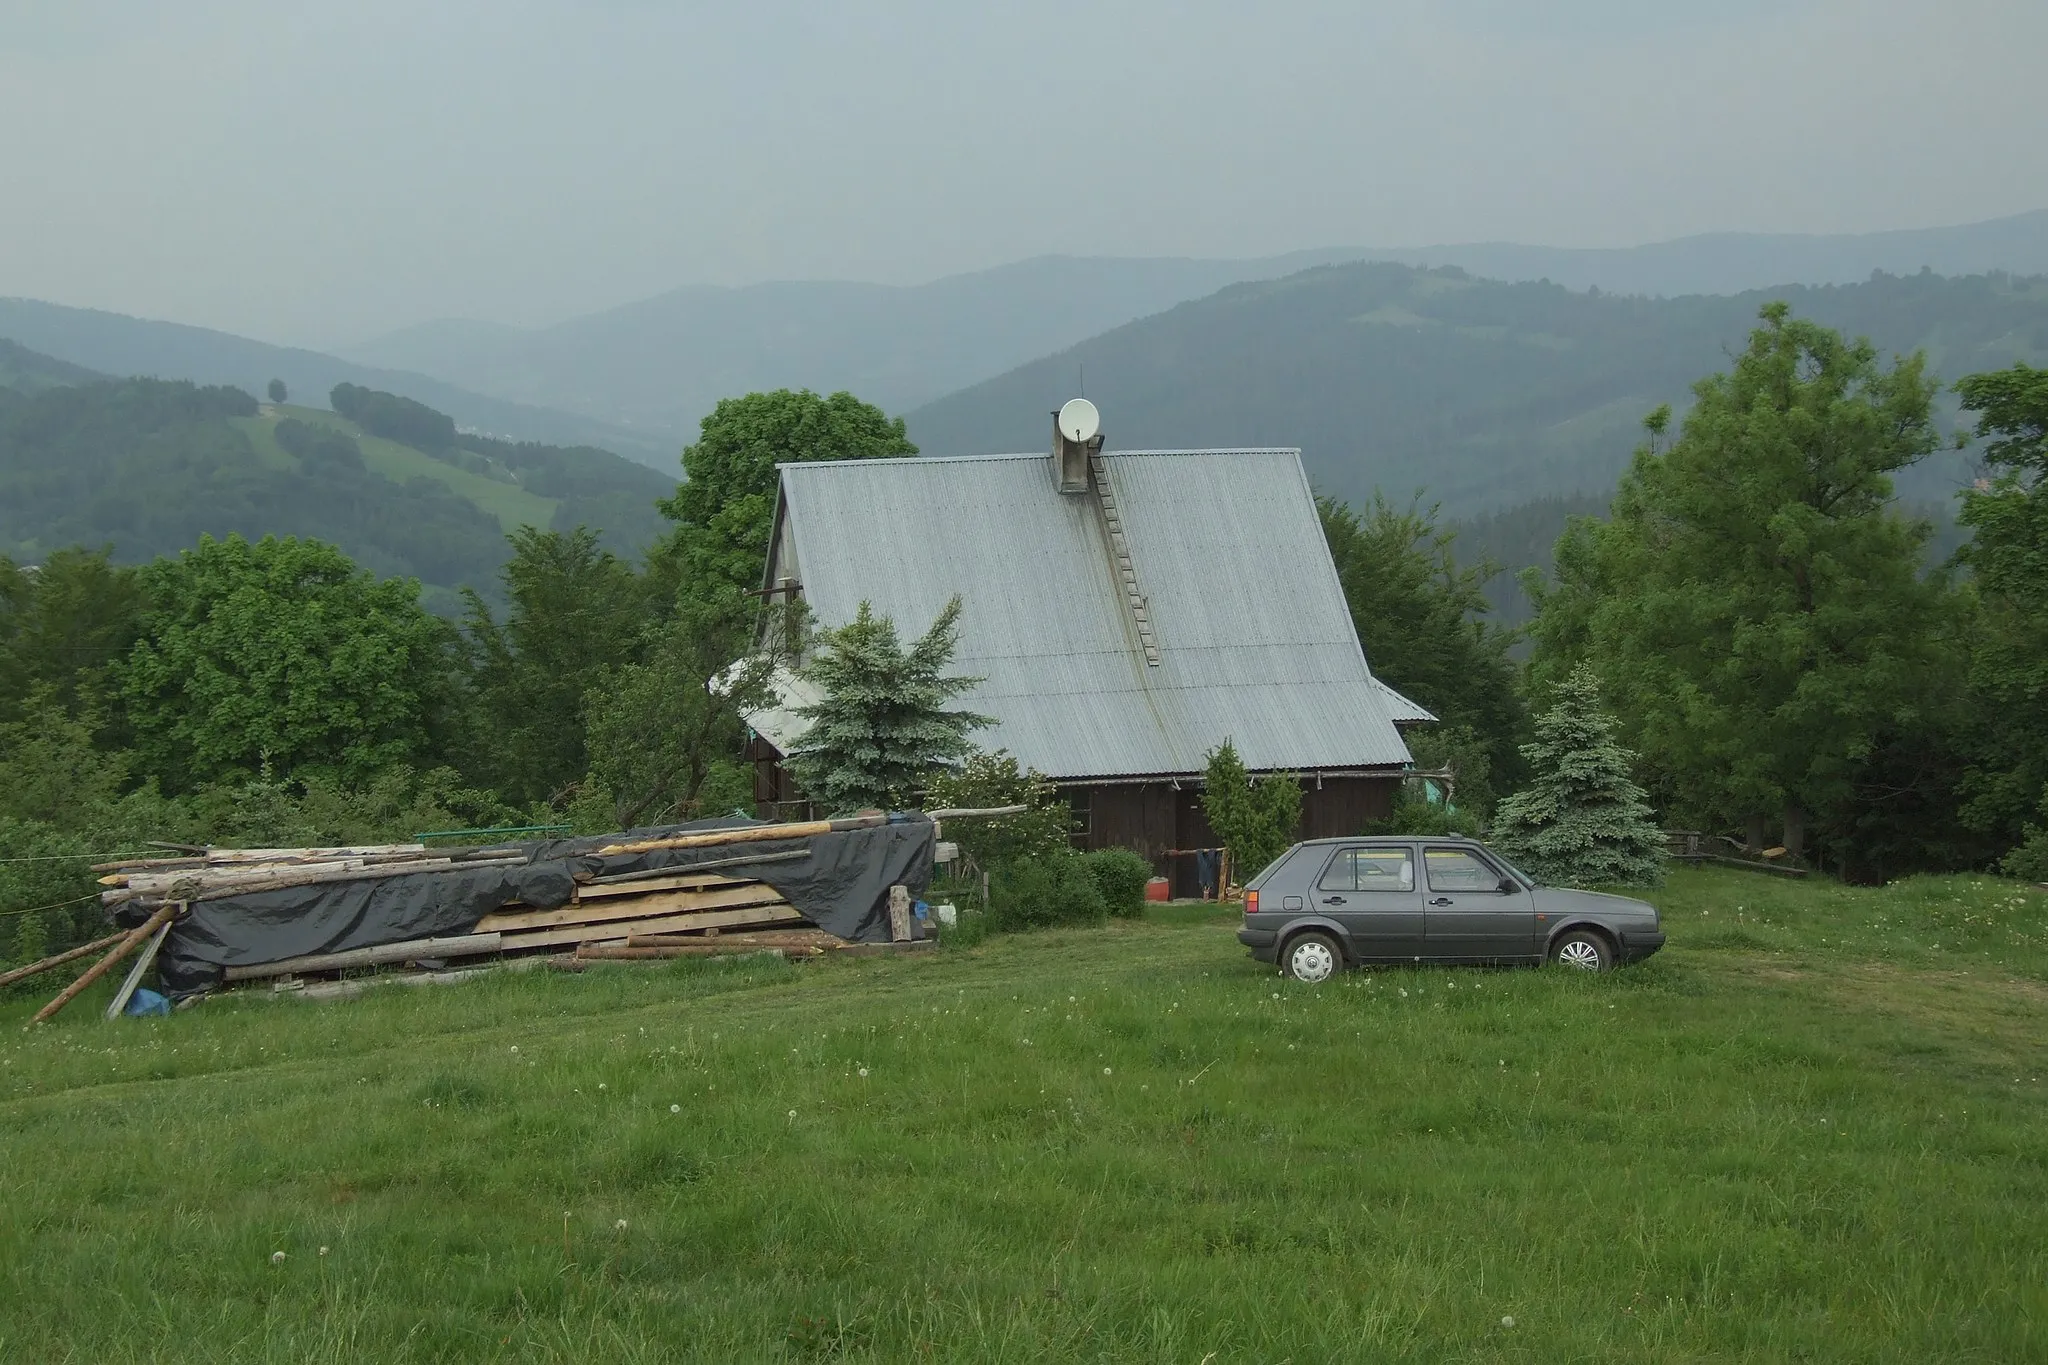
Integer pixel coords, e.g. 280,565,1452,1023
1424,848,1497,892
1319,847,1414,891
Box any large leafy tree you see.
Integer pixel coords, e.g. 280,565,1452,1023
656,389,916,600
459,527,650,805
786,596,989,812
1953,363,2048,872
1528,304,1959,870
117,534,453,791
1490,666,1664,887
1320,493,1524,796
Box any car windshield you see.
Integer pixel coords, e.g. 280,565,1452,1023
1487,848,1538,888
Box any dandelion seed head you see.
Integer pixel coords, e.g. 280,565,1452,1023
615,1219,628,1231
670,1103,682,1114
270,1251,286,1265
1501,1315,1515,1329
858,1067,869,1078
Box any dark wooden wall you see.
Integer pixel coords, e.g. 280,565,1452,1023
750,743,1401,899
1066,774,1400,897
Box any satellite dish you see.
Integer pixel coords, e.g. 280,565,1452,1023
1057,397,1100,444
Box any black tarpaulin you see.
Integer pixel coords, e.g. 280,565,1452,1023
149,815,935,998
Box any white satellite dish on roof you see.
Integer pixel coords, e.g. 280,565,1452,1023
1057,397,1100,444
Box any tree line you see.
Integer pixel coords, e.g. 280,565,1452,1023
5,307,2046,972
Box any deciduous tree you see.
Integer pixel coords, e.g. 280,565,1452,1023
656,389,915,599
117,535,452,790
1528,304,1959,873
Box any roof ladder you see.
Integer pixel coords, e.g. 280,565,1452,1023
1090,453,1162,667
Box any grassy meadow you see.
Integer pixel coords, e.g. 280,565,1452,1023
2,866,2044,1362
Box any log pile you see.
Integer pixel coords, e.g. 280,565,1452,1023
17,814,931,1021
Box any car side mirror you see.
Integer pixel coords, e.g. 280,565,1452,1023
1498,877,1518,894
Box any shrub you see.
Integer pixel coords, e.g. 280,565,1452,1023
925,749,1072,872
1367,793,1484,838
988,851,1107,932
1200,739,1302,883
1080,847,1153,918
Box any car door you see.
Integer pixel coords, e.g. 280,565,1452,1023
1420,846,1538,960
1313,844,1424,960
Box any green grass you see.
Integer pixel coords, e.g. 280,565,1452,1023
3,867,2045,1362
237,406,560,533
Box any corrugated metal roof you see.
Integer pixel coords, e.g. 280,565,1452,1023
768,448,1414,780
1372,678,1438,725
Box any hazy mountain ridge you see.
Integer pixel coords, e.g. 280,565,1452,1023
0,297,676,469
340,250,1367,440
337,212,2048,444
905,264,2048,519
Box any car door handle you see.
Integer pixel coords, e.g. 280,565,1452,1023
1322,896,1346,905
1429,897,1452,906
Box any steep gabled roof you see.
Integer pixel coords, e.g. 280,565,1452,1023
765,448,1413,780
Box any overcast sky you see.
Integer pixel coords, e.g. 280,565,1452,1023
4,0,2044,346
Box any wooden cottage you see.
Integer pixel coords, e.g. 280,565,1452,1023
744,436,1432,894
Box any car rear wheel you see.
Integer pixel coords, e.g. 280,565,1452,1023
1282,931,1342,983
1549,929,1613,972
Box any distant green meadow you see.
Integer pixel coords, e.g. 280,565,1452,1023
2,867,2043,1362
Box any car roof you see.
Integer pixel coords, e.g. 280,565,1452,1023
1293,835,1482,848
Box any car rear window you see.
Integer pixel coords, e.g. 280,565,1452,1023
1318,847,1415,892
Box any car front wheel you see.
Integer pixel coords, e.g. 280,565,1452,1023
1282,931,1342,983
1549,929,1613,972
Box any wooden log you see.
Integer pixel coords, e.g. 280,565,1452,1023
475,882,789,934
626,929,842,950
587,847,810,886
0,932,128,989
888,884,912,942
496,905,807,951
104,919,172,1020
31,902,180,1025
576,871,751,900
576,943,799,961
221,932,506,982
594,813,885,857
118,855,525,908
923,804,1028,819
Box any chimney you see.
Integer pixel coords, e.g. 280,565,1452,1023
1051,398,1102,493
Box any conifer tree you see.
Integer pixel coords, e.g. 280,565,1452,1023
787,596,990,812
1491,666,1664,887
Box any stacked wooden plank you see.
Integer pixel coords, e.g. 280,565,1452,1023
17,815,922,1019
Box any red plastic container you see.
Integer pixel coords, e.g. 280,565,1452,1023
1144,876,1171,902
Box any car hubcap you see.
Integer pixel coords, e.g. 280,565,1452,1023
1289,940,1336,982
1557,939,1603,970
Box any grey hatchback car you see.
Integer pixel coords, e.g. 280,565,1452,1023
1237,836,1664,981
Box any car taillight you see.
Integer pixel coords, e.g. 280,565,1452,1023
1245,890,1259,916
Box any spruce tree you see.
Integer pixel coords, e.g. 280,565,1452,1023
1491,666,1664,887
787,596,990,812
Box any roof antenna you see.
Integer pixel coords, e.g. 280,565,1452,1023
1078,363,1084,398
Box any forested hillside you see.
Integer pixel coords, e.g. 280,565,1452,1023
0,297,671,466
0,360,673,600
909,266,2048,516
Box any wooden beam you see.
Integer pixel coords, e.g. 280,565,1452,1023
31,902,180,1025
475,883,789,934
496,905,807,951
595,813,884,857
104,919,173,1019
221,932,506,982
0,932,128,990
